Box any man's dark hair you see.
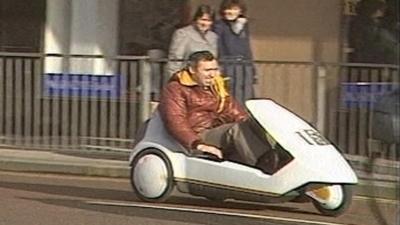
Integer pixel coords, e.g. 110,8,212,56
192,4,215,21
219,0,247,17
188,51,215,68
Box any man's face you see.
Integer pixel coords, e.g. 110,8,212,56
191,59,219,86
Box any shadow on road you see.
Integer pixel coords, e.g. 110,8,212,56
0,180,136,201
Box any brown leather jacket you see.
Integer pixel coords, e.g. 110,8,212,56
159,69,248,150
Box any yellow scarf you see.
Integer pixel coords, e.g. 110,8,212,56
177,70,229,113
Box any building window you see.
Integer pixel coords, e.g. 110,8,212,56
0,0,45,53
345,0,399,64
118,0,190,56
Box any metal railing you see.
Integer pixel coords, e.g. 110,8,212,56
0,54,148,152
322,63,399,159
0,52,398,160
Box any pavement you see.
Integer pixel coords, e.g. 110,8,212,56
0,148,398,200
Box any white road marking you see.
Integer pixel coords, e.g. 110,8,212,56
87,200,346,225
354,196,399,205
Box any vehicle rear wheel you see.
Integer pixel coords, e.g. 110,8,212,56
307,184,353,217
130,148,174,202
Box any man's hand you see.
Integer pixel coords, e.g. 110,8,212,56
196,144,223,159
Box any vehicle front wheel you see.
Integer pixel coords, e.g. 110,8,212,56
307,184,353,217
130,149,174,202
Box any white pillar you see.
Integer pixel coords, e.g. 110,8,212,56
316,66,327,134
69,0,119,75
44,0,71,74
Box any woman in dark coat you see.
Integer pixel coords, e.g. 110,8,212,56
348,0,398,64
213,0,256,103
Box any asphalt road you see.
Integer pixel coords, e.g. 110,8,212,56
0,171,397,225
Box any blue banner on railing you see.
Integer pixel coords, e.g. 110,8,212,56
341,82,399,108
43,73,122,98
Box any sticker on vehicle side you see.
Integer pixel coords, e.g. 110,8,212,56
296,129,330,146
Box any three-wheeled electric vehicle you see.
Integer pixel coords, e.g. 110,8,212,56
129,99,358,217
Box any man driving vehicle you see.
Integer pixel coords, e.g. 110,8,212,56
159,50,273,172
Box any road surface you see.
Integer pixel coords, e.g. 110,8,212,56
0,171,397,225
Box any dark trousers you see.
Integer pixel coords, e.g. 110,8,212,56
199,119,270,167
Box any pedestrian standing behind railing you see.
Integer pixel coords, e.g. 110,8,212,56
213,0,256,104
348,0,399,65
167,4,218,77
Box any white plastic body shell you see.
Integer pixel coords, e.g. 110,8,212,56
129,99,357,196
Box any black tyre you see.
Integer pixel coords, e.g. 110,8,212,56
310,184,353,217
130,148,174,202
